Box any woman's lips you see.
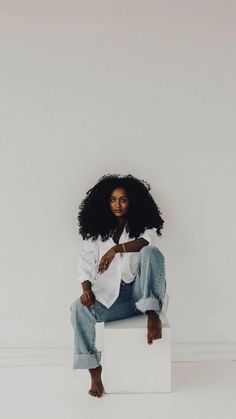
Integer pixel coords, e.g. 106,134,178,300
114,210,122,212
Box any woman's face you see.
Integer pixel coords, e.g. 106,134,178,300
109,187,129,219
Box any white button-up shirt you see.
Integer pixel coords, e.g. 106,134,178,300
77,226,160,308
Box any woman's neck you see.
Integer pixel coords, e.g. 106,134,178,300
116,218,126,229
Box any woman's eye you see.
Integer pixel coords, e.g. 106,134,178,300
110,199,127,203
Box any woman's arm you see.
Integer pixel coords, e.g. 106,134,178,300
98,228,158,273
113,227,158,253
113,238,148,253
97,238,148,274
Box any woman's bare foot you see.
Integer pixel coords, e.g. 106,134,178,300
88,364,105,397
146,310,162,344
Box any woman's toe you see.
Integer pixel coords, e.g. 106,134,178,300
147,335,153,344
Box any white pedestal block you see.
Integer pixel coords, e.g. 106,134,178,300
103,311,171,393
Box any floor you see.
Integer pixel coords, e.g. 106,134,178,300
1,361,236,419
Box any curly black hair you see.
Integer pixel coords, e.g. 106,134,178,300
77,173,165,242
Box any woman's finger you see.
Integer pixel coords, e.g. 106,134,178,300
98,259,109,273
84,292,91,305
101,262,109,273
98,259,105,272
83,296,91,307
80,295,87,306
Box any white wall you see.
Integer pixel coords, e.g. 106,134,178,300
1,1,235,358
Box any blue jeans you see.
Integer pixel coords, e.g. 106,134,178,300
70,245,166,369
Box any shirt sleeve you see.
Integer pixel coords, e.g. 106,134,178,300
77,238,97,286
139,227,158,246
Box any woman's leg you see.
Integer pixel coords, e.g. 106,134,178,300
70,280,137,370
70,297,101,370
131,245,166,315
70,296,107,397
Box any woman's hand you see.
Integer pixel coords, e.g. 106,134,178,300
98,247,116,274
80,290,96,308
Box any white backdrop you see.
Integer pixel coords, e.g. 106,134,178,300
1,1,235,362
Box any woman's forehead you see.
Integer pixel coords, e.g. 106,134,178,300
110,187,127,197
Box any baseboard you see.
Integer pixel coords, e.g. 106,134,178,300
0,342,235,367
0,344,72,367
173,342,236,362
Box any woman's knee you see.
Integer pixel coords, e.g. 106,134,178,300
70,297,86,314
70,297,96,325
140,245,165,261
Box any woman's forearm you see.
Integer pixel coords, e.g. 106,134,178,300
113,238,148,253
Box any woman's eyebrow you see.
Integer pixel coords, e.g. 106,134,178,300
110,195,127,198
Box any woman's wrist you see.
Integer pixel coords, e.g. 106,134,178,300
113,244,125,253
82,280,92,292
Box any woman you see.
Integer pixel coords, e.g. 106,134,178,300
70,173,167,398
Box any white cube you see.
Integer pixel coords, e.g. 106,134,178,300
102,311,171,393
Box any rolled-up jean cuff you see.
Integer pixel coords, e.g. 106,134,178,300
135,297,162,315
73,351,102,369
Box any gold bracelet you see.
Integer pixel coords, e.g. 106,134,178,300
122,243,125,252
